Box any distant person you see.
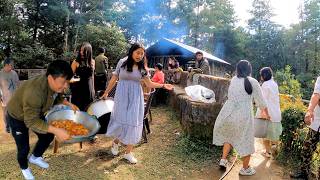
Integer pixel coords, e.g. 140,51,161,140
152,63,164,84
70,42,95,111
168,56,179,70
94,47,108,91
212,60,270,176
167,57,182,84
188,51,211,85
194,51,210,75
0,58,19,133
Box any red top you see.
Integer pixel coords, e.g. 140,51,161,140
152,71,165,84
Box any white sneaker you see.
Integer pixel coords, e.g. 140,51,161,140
219,159,228,169
21,168,35,180
123,153,138,164
111,142,120,156
239,167,256,176
29,154,49,169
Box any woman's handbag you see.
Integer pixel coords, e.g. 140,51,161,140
254,118,269,138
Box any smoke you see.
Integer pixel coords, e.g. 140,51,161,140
112,0,188,46
214,41,225,60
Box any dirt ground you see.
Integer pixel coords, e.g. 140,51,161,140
0,106,289,180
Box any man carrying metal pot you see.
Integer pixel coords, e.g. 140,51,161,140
6,60,79,180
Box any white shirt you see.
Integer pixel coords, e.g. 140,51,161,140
256,79,282,122
311,77,320,132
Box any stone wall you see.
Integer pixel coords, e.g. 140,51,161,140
15,69,46,80
166,71,230,141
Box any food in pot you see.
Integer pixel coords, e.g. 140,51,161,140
50,120,89,136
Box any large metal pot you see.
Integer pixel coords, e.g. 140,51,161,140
45,110,100,143
86,98,114,118
86,98,114,134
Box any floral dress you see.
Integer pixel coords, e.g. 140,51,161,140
212,76,267,157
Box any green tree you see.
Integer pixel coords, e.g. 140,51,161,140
78,24,128,66
0,0,25,58
12,44,55,68
274,65,302,98
200,0,236,51
302,0,320,74
247,0,285,74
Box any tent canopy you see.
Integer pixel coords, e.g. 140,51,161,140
146,38,230,65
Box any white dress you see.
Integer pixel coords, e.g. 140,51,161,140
256,79,281,122
106,58,146,145
212,76,267,157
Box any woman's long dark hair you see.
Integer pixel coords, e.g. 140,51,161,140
260,67,273,82
76,42,93,68
121,43,146,73
169,56,179,69
236,60,253,95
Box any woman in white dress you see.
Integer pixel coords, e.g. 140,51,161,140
212,60,270,176
256,67,282,158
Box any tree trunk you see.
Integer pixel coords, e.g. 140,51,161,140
73,0,82,53
73,26,79,53
63,12,70,53
5,17,12,57
32,1,41,43
314,22,318,66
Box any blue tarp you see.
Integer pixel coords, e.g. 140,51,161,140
146,38,230,65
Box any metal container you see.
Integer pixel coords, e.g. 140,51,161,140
86,98,114,118
45,110,100,143
86,98,114,134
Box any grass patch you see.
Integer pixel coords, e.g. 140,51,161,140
172,135,221,163
112,106,223,179
0,106,224,180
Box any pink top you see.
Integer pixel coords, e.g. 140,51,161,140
152,71,165,84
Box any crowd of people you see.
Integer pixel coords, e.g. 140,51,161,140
0,42,318,180
1,42,174,179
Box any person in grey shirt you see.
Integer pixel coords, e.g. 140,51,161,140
0,58,19,133
94,47,109,91
188,51,211,84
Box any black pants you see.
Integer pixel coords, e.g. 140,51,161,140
152,88,169,106
7,113,54,169
94,74,107,92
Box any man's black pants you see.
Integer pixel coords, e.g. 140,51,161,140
94,74,107,92
7,113,54,169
